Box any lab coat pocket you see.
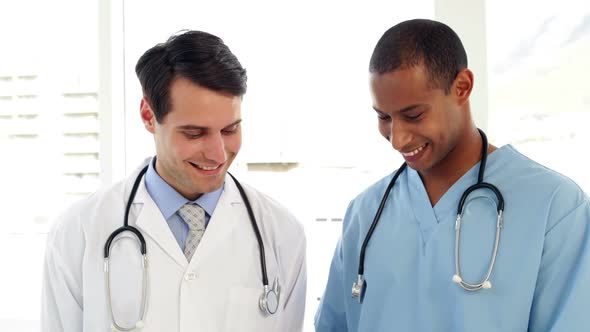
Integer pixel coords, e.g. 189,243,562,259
225,286,278,332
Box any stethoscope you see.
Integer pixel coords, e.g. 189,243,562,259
103,164,280,331
352,129,505,303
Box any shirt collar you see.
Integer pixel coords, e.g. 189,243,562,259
144,157,224,219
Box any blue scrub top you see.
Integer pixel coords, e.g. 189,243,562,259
315,145,590,332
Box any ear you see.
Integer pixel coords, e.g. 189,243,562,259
140,98,157,134
453,68,474,104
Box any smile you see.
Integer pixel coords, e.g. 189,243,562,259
401,143,427,157
189,162,221,171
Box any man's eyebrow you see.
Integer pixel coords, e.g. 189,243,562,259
373,104,422,114
176,119,242,131
222,119,242,129
373,106,384,114
177,124,206,130
399,104,422,113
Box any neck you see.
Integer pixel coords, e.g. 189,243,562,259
419,126,496,206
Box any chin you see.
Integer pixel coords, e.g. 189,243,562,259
199,179,225,193
405,160,433,173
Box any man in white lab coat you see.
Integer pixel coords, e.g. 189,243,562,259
41,30,306,332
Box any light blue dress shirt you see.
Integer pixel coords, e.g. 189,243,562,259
315,145,590,332
144,158,224,250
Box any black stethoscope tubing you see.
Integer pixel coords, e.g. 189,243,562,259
104,166,269,287
356,129,505,292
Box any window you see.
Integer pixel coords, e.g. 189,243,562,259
487,0,590,190
122,1,432,330
0,0,99,330
4,1,466,330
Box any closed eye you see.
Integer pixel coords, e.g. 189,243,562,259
375,110,391,121
184,132,204,139
222,123,240,135
405,112,423,121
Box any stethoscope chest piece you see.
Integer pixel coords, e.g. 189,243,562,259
259,277,281,315
351,129,506,301
351,274,366,303
105,163,276,330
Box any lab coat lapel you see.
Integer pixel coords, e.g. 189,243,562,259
133,180,188,269
187,175,245,268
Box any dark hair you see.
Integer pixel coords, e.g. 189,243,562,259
135,30,247,122
369,19,467,93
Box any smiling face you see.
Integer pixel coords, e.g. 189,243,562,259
141,76,242,200
370,63,473,175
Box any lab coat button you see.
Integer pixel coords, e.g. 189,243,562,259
185,272,197,281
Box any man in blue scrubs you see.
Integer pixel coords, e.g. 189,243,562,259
315,19,590,331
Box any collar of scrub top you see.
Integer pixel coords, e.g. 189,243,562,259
145,156,224,222
351,129,505,302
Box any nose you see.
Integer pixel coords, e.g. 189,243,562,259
389,121,412,152
202,133,227,164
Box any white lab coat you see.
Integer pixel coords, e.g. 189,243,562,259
41,160,307,332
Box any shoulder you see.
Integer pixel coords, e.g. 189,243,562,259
498,146,588,225
336,168,406,238
47,179,126,249
504,146,585,199
238,181,306,241
345,169,403,218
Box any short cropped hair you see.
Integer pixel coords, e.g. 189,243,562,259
135,30,247,122
369,19,467,93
